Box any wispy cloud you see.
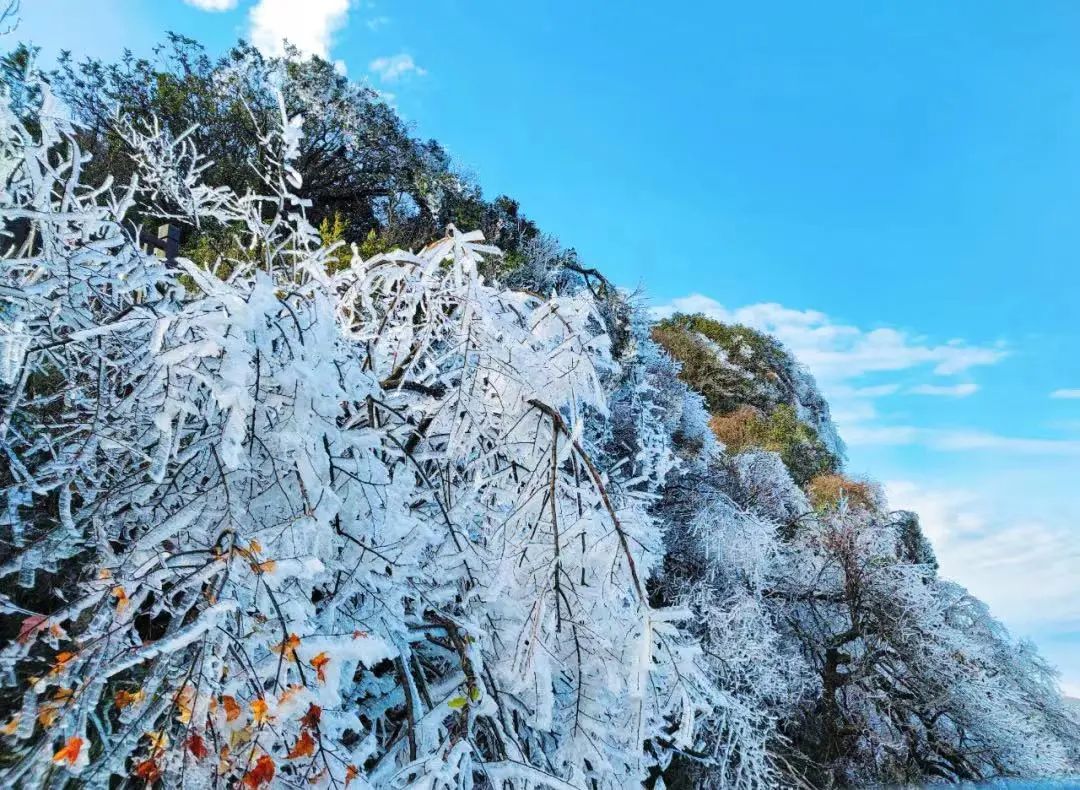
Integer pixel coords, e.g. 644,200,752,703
885,480,1080,630
1050,388,1080,399
366,15,390,30
908,382,978,397
249,0,352,59
849,426,1080,454
368,53,426,82
183,0,238,10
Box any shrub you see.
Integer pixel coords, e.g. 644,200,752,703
709,404,837,484
805,473,878,513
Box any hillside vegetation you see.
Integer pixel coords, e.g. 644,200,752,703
0,38,1077,789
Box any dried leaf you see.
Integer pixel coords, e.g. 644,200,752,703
287,730,316,759
271,633,301,661
300,703,321,731
146,730,170,750
115,689,145,708
174,684,195,723
52,736,83,766
222,695,241,722
1,715,20,736
37,704,60,728
187,732,210,760
111,586,129,612
310,651,330,683
133,757,161,782
50,651,76,675
16,614,47,645
242,754,275,788
278,684,304,705
251,697,270,725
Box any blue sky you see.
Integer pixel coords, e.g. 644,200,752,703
15,0,1080,692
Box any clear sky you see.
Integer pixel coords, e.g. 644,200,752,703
15,0,1080,693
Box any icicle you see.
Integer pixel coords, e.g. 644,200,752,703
59,483,78,538
6,489,26,547
15,689,36,739
17,547,39,588
0,320,29,386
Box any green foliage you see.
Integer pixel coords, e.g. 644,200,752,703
179,222,255,287
652,313,790,416
654,313,840,483
44,35,546,282
893,510,939,569
805,472,877,513
318,213,352,273
710,404,837,485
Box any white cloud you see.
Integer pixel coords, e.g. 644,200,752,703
908,382,978,397
1050,388,1080,399
249,0,352,59
840,424,921,446
366,15,390,30
885,480,1080,631
842,425,1080,454
183,0,238,10
368,53,426,82
928,430,1080,454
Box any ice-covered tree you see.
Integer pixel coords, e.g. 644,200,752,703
0,60,705,789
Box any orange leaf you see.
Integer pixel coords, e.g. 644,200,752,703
242,754,275,788
287,730,316,760
252,559,276,574
133,758,161,783
174,684,195,724
248,539,263,554
115,689,145,709
271,633,301,662
222,695,241,722
52,736,83,767
310,652,330,683
346,764,360,787
145,730,170,751
300,703,321,731
37,704,60,728
278,684,304,706
51,651,76,675
251,697,271,725
1,715,19,736
218,744,232,776
17,614,47,644
112,586,129,612
187,733,210,760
